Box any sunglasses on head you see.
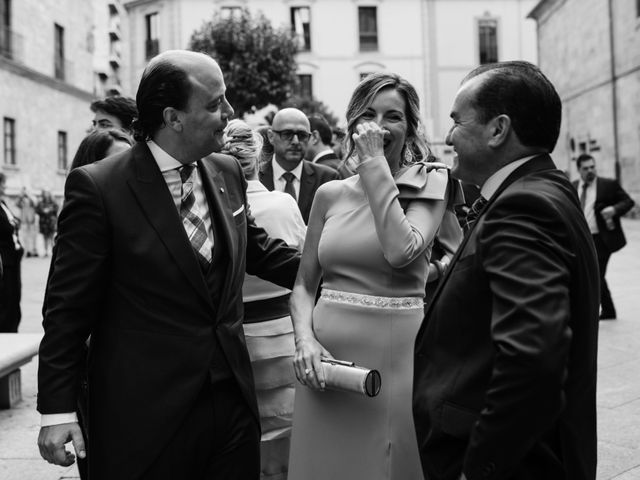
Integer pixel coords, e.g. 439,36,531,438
272,129,311,142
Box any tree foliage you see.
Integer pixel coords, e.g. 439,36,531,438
189,8,299,118
282,95,340,127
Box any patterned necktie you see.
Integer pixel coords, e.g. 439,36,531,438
463,195,489,232
580,183,588,210
179,164,213,263
282,172,297,201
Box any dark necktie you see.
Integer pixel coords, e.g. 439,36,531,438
463,195,489,232
282,172,297,201
580,183,588,210
179,164,213,263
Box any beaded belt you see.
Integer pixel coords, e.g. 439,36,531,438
321,289,424,310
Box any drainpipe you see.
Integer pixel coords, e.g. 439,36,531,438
607,0,620,181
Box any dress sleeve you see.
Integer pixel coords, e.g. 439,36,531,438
356,157,448,268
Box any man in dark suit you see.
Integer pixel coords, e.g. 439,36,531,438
573,153,635,320
413,61,600,480
37,50,300,480
305,114,341,171
0,172,23,332
259,108,338,223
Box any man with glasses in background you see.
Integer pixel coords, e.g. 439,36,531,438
260,108,339,224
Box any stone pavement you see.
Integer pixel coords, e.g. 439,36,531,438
1,220,640,480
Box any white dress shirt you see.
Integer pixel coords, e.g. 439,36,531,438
577,179,598,234
272,158,303,200
480,156,536,200
41,141,214,427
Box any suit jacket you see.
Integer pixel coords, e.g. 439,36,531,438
572,176,635,253
37,142,300,478
414,155,600,480
259,159,339,223
313,151,341,171
0,200,22,267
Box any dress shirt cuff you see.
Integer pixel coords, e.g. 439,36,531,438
41,412,78,427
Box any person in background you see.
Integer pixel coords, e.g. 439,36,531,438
573,153,635,320
288,72,460,480
0,172,24,332
331,127,346,162
222,119,306,480
259,108,339,224
90,96,138,135
16,187,38,257
304,114,341,171
413,60,600,480
35,190,58,258
255,125,274,171
70,128,133,170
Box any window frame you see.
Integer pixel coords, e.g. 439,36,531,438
290,6,311,52
358,6,378,52
0,0,11,59
54,23,65,80
145,12,159,60
3,117,15,166
57,131,67,171
478,17,498,64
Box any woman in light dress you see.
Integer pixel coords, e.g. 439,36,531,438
222,119,306,480
288,73,461,480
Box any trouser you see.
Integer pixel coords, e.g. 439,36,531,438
592,234,615,316
139,379,260,480
0,259,22,332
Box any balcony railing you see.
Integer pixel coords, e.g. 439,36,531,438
0,28,25,63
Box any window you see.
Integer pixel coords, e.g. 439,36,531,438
145,12,159,59
0,0,11,59
295,74,312,99
3,117,15,166
220,7,242,20
291,7,311,52
358,7,378,52
478,18,498,64
57,131,67,170
637,0,640,17
54,23,65,80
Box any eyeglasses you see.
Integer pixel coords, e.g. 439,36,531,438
272,129,311,142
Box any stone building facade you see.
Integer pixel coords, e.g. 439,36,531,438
530,0,640,206
0,0,127,201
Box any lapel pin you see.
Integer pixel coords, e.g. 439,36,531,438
220,187,225,193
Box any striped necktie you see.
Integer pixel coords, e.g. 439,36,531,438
179,164,213,263
463,195,489,232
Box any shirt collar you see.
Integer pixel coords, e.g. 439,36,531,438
272,157,304,180
311,149,335,163
481,155,537,200
147,140,190,172
578,177,596,190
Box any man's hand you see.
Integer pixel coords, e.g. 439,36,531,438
600,205,616,220
38,422,86,467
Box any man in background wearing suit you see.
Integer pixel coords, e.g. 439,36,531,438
37,50,300,480
260,108,338,223
413,61,600,480
574,153,635,320
305,114,341,171
0,172,23,332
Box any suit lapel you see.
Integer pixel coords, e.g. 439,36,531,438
424,154,557,318
298,161,316,214
198,158,237,313
259,162,275,190
127,143,213,310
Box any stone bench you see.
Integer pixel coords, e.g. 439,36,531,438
0,333,42,408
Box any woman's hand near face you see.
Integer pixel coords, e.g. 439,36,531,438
352,121,387,164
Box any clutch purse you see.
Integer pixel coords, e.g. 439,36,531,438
320,358,381,397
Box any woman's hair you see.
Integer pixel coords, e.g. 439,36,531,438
344,72,430,166
70,128,133,170
221,119,263,180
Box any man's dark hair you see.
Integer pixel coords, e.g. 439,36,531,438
90,97,138,132
132,60,192,142
576,153,595,168
308,114,332,146
462,60,562,152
